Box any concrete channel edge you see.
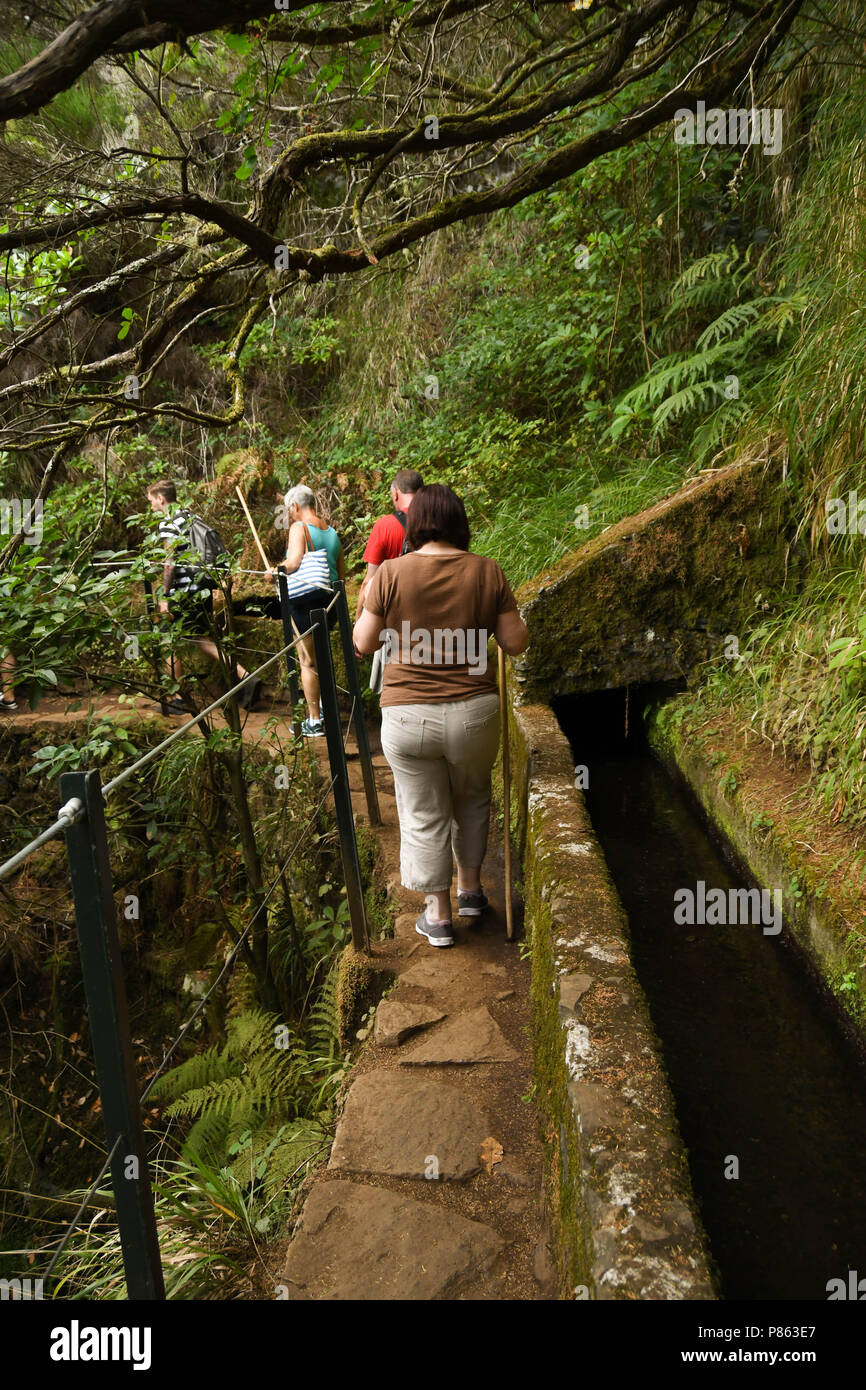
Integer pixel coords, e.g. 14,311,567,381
510,698,716,1300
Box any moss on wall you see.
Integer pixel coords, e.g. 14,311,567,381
514,458,804,704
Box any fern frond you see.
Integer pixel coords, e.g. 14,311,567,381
616,341,741,417
695,299,764,350
227,1007,280,1055
148,1043,232,1103
183,1109,234,1166
653,379,724,431
166,1073,253,1123
754,292,811,344
307,961,341,1055
692,397,753,459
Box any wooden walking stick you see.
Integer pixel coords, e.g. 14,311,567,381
235,486,273,570
236,486,304,725
499,645,514,941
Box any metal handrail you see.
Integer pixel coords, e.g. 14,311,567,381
0,797,85,883
101,627,316,798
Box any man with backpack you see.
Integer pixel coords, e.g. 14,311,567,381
146,479,260,714
355,469,423,618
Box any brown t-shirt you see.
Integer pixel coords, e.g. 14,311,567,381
364,549,518,706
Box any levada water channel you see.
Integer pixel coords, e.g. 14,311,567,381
554,686,866,1301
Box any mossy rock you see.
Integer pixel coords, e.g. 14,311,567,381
335,946,395,1051
514,457,805,703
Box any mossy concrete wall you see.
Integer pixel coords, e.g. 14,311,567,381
647,703,866,1040
514,459,802,704
510,695,715,1299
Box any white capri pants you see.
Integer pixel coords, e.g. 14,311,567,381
380,691,501,894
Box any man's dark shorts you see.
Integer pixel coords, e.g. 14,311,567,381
169,591,214,635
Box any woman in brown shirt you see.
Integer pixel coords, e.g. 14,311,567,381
353,484,529,947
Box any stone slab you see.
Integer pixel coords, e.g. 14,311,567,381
399,1006,518,1065
375,999,446,1047
282,1180,506,1300
328,1072,491,1180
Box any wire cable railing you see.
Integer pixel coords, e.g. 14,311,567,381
101,627,314,800
0,797,85,883
41,1136,123,1286
0,628,314,879
35,763,342,1287
0,577,379,1301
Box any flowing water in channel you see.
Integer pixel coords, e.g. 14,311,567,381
556,688,866,1301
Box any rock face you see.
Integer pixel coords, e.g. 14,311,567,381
328,1072,492,1181
514,458,803,702
282,1181,506,1300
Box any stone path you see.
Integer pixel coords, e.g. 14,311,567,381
281,743,556,1301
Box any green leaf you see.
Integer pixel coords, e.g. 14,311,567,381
223,33,253,54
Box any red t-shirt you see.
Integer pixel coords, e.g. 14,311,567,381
363,514,406,565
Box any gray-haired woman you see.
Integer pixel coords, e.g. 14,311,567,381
268,484,344,737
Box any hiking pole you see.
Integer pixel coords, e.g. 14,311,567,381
235,487,273,571
499,645,514,941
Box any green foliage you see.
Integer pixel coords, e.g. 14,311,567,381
151,978,344,1172
237,313,341,371
28,720,141,778
698,566,866,828
46,1151,296,1299
607,248,808,458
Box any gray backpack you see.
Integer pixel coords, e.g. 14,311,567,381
188,513,228,570
175,509,229,582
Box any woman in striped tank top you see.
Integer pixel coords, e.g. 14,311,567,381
270,484,344,738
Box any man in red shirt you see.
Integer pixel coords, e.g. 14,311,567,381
356,469,423,616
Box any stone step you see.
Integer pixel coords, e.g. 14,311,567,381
328,1072,493,1181
398,1006,518,1065
282,1180,507,1300
374,999,446,1047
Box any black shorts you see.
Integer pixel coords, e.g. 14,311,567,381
169,591,213,635
288,589,338,637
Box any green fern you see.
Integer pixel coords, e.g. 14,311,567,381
151,1004,344,1170
652,379,725,431
606,243,804,456
148,1041,234,1104
695,299,763,350
308,960,341,1057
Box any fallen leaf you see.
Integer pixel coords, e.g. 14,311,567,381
479,1136,504,1174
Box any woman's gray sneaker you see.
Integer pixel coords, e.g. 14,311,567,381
415,911,454,947
457,890,488,917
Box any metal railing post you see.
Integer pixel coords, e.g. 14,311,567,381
332,580,381,826
60,768,165,1300
277,571,303,739
310,609,369,953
